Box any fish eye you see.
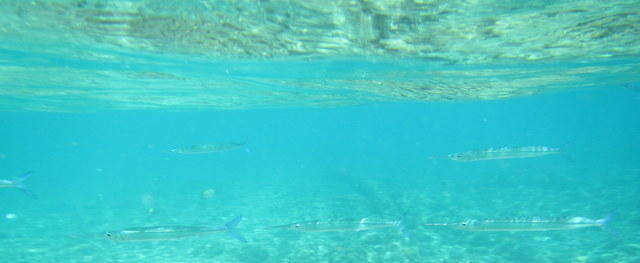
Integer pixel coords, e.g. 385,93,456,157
104,232,112,238
294,224,301,228
461,222,467,226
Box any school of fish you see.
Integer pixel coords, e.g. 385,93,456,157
2,145,614,243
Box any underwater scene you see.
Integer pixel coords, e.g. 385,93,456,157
1,0,639,262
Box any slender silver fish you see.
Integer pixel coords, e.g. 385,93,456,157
270,218,403,233
424,215,611,232
105,216,246,242
433,146,560,162
0,171,33,196
170,143,245,154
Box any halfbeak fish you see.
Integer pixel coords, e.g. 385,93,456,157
431,146,560,162
0,171,34,197
424,215,612,232
104,216,246,242
269,218,404,233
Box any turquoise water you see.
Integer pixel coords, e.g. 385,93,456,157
1,0,639,262
1,87,638,262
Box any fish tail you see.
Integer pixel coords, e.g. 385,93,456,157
14,172,35,198
598,213,614,227
224,216,246,243
393,217,411,239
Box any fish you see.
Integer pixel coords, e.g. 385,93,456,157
431,146,560,162
423,215,611,232
269,218,404,233
623,82,640,93
0,171,34,197
104,216,246,242
170,143,245,154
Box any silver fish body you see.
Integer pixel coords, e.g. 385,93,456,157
170,143,245,154
105,216,246,242
0,179,16,188
424,216,609,232
446,146,560,162
105,226,225,241
270,218,401,233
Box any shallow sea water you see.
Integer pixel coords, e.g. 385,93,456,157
1,91,638,262
1,1,639,263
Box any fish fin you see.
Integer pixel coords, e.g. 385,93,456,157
599,213,623,241
224,216,246,243
15,171,33,182
396,220,411,239
14,184,36,199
